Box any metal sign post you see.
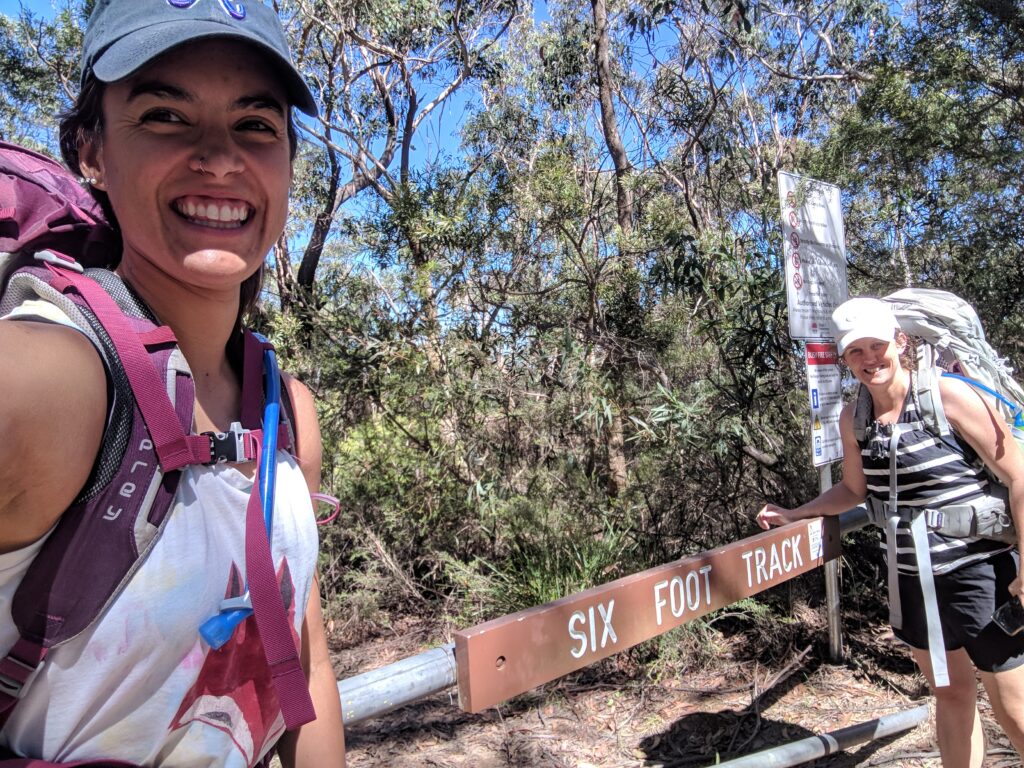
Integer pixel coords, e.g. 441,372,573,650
778,172,849,662
820,468,843,661
454,517,842,713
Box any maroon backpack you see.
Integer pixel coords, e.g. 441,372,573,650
0,142,315,764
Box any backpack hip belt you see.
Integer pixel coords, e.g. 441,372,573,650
865,492,1015,544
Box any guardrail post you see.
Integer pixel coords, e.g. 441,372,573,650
338,644,458,725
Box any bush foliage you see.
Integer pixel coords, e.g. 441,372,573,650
3,0,1021,639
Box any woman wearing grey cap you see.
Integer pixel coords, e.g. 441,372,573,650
0,1,344,766
757,297,1024,767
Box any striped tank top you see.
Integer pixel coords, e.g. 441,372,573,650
859,386,1008,575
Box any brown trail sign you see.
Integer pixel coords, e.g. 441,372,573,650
455,516,842,712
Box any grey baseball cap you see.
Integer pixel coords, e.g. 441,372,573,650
81,0,317,116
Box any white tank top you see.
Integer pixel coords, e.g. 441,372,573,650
0,304,319,766
0,458,318,767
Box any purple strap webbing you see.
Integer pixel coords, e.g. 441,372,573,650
245,439,317,730
136,326,176,347
241,331,265,430
45,266,196,472
240,333,314,726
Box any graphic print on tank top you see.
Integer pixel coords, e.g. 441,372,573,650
169,559,298,765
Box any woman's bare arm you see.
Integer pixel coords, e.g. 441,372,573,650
0,320,106,553
275,375,346,768
939,375,1024,602
756,401,868,528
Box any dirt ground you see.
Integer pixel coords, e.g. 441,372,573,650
330,605,1023,768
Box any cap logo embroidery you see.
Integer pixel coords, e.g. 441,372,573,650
166,0,247,21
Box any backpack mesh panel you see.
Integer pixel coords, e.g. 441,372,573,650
88,269,157,322
78,269,159,503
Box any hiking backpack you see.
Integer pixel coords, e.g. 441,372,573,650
852,287,1022,542
884,288,1024,433
0,142,315,763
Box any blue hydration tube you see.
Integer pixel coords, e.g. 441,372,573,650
199,333,280,649
941,372,1024,429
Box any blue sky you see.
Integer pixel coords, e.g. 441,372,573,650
2,0,54,15
1,0,550,167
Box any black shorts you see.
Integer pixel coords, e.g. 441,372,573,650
892,550,1024,673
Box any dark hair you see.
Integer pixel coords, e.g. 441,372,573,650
59,75,120,264
899,333,918,371
58,72,298,324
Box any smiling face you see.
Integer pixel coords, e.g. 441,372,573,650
79,39,293,299
841,333,907,387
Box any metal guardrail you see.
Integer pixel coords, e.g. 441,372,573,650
338,644,457,725
338,507,871,726
713,704,929,767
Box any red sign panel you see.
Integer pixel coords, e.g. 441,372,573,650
805,342,839,366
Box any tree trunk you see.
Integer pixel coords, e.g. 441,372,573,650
297,146,341,290
592,0,633,236
592,0,632,496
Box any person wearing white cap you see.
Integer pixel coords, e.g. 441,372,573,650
757,297,1024,768
0,1,344,766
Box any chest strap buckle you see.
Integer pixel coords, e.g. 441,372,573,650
202,421,251,464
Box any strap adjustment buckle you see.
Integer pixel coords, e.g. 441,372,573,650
0,652,41,699
203,421,248,464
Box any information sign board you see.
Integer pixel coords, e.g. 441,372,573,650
778,172,848,339
805,342,844,466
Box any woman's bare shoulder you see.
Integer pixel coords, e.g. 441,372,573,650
0,320,107,551
281,372,323,493
937,372,1001,423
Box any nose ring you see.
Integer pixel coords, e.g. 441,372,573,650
198,156,209,175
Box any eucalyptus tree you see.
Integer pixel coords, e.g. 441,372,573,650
0,2,85,149
284,0,516,300
458,0,890,538
608,0,890,522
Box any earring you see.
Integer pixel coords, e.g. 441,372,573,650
83,176,98,185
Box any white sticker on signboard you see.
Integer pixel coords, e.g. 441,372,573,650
807,518,824,561
805,341,844,466
778,172,849,340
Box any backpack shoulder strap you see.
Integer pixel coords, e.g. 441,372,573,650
851,383,873,442
279,372,298,456
913,365,950,436
239,327,295,455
